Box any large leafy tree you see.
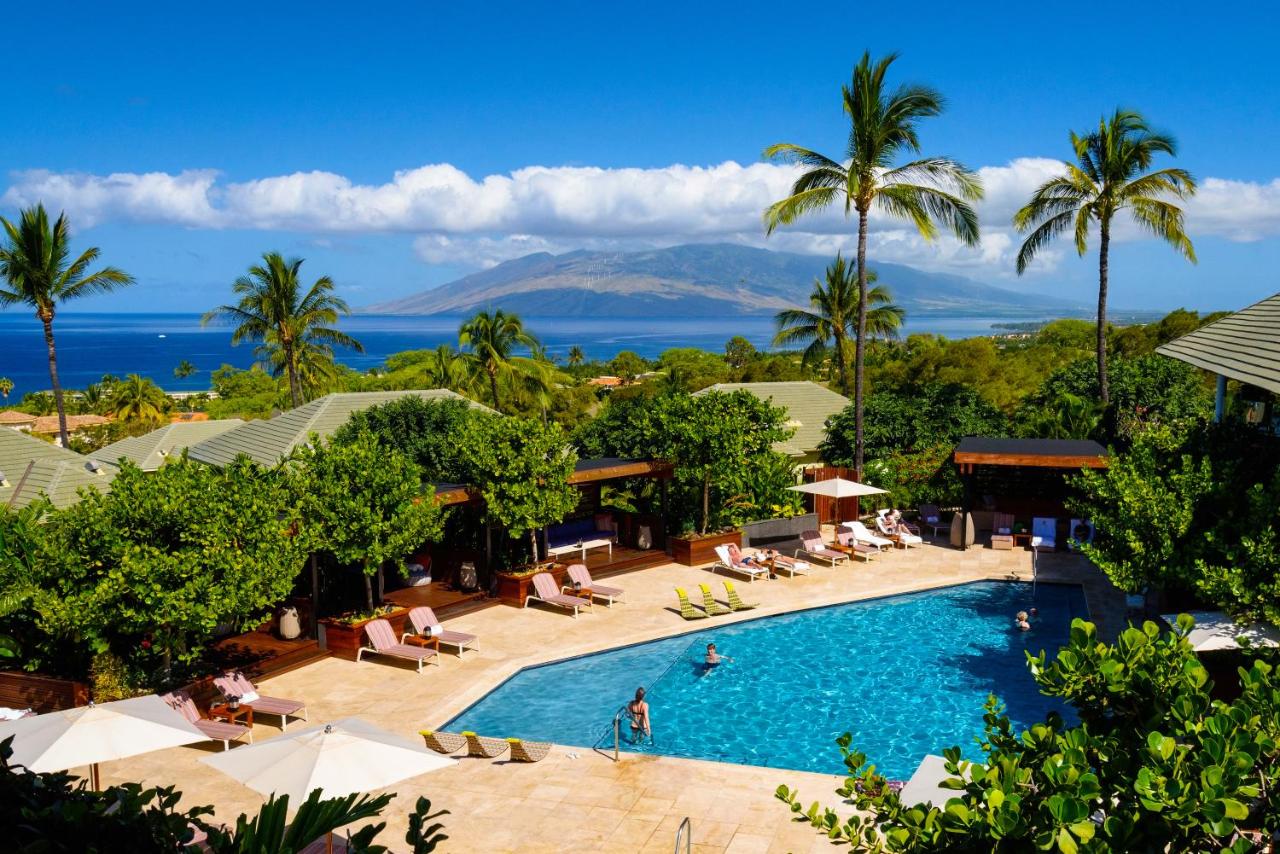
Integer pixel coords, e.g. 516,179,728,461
292,432,444,612
203,253,363,409
0,205,135,446
458,309,540,412
110,374,169,425
336,395,491,483
774,255,903,394
1014,110,1197,404
764,51,981,475
778,616,1280,851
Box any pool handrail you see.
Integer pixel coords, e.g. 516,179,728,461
674,817,691,853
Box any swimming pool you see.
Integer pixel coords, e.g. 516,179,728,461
447,581,1087,778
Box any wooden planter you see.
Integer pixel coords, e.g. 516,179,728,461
320,607,411,661
496,565,565,608
0,671,90,713
670,530,741,566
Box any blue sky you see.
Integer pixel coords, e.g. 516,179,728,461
2,1,1278,313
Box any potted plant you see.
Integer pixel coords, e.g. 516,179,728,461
319,604,408,660
670,526,742,566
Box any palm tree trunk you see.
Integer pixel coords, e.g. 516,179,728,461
488,367,501,412
284,339,302,408
1097,219,1111,405
832,329,851,397
39,312,70,447
853,207,870,478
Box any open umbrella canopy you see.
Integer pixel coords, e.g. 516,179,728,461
1159,611,1280,652
0,694,207,773
202,717,455,803
899,754,956,807
789,477,887,498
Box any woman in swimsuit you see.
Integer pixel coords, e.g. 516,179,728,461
626,687,651,743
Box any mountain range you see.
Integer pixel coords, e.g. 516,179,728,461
366,243,1087,317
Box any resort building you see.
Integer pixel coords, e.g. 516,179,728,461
90,418,244,471
187,389,489,467
0,410,37,432
694,380,850,464
1157,291,1280,425
29,413,114,445
0,427,114,510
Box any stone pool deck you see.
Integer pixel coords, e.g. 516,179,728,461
106,539,1122,852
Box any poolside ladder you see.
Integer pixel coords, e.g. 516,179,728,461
673,817,691,853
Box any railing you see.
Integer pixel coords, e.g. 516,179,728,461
673,817,691,853
594,637,697,760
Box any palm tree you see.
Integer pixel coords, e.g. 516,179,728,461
173,359,196,380
458,309,540,412
0,378,12,400
422,344,473,391
773,254,903,395
203,253,363,409
111,374,168,424
1014,109,1196,404
256,334,339,402
567,346,585,368
763,52,981,475
0,205,135,445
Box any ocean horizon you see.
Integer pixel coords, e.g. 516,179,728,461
1,309,1083,397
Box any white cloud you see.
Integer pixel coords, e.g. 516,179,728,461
5,158,1279,278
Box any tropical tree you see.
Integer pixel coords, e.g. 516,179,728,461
173,360,196,380
110,374,168,424
1014,110,1197,404
567,345,586,368
203,253,363,409
764,52,981,475
458,309,540,411
256,333,340,402
0,205,135,446
0,378,12,399
774,255,903,394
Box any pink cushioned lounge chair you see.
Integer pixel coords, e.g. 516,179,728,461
161,689,251,751
525,572,591,617
564,563,625,607
798,530,848,565
213,671,308,730
401,606,479,656
357,618,439,673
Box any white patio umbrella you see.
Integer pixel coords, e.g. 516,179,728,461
898,754,957,807
789,477,887,498
0,694,207,788
202,717,455,803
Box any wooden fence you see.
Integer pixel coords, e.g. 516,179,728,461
802,466,860,525
0,671,90,713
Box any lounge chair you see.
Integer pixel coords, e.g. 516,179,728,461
462,731,510,759
507,738,552,762
835,526,877,561
525,572,591,616
357,618,440,673
797,531,848,566
877,508,922,537
213,671,308,730
917,505,947,538
847,521,894,551
1032,517,1057,551
161,690,251,751
564,563,625,607
697,583,731,616
711,544,769,582
723,581,757,611
990,512,1016,550
419,730,467,754
876,515,922,547
675,587,709,620
731,543,808,577
401,606,479,657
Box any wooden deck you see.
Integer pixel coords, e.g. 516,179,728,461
208,628,329,680
384,581,491,616
571,544,670,577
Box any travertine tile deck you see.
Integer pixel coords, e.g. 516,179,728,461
105,539,1120,852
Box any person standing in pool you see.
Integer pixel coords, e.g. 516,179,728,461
626,687,651,743
1014,611,1031,631
704,642,734,670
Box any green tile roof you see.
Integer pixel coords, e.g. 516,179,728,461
0,428,114,510
1156,293,1280,394
693,381,850,456
187,390,491,467
90,419,245,471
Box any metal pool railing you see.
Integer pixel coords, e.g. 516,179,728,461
674,817,691,853
594,636,699,760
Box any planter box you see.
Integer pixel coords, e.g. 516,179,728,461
496,565,565,608
0,671,90,713
320,607,411,661
741,513,818,549
670,530,741,566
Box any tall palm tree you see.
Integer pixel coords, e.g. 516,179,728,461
111,374,168,424
773,254,903,395
763,52,981,475
458,309,540,412
421,344,473,391
0,205,135,445
567,346,585,368
256,333,340,402
1014,109,1196,404
173,359,196,380
203,253,363,408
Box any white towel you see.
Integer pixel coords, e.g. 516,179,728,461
428,623,444,637
239,691,259,704
0,707,31,721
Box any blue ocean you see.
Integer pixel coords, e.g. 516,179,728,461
0,311,1038,397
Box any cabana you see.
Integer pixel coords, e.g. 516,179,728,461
952,437,1109,550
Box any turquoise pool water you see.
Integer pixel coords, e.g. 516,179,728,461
447,581,1087,778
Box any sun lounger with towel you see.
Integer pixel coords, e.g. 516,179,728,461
848,521,894,550
401,606,479,656
564,563,625,607
711,544,769,581
419,730,467,754
462,731,510,758
675,587,709,620
161,690,251,751
697,583,731,616
798,531,848,565
1032,517,1057,551
723,581,757,611
357,618,440,673
507,738,552,762
876,515,923,547
213,671,308,730
525,571,591,616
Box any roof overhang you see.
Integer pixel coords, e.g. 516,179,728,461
953,437,1109,470
568,458,674,484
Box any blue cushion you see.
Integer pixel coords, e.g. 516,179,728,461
547,517,604,548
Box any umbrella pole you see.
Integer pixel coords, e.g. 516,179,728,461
90,762,100,790
327,832,334,854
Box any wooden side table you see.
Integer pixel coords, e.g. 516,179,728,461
403,635,442,652
208,703,253,727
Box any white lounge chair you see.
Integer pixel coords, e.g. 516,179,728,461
711,545,769,582
1032,517,1057,551
876,515,923,547
846,521,894,550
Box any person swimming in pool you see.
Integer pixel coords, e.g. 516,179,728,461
704,642,734,669
1015,611,1031,631
626,686,651,743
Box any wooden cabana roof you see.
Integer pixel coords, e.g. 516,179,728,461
953,437,1109,471
568,457,674,484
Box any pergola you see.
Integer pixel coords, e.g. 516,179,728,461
953,437,1109,549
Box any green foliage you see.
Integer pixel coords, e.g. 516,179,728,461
405,796,451,853
457,308,541,412
337,395,490,482
173,359,196,380
653,347,730,392
608,350,649,381
110,373,169,424
88,651,147,702
11,457,309,681
777,616,1280,851
292,432,445,611
453,416,579,560
724,335,757,369
1072,422,1280,623
206,364,282,419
